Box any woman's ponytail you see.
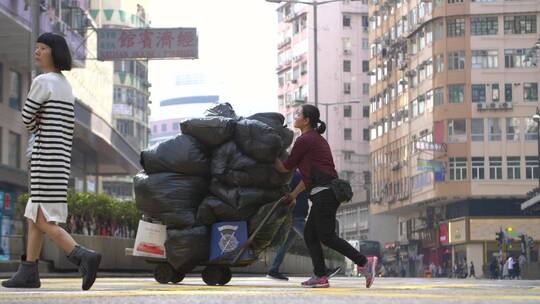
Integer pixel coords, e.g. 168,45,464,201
316,120,326,134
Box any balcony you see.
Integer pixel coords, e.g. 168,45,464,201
277,37,291,49
476,102,513,111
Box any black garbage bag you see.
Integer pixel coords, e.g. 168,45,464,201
165,226,210,271
205,102,240,120
209,179,287,210
248,202,293,255
212,142,292,188
197,196,259,226
180,117,236,147
248,112,294,150
234,119,282,163
140,134,210,177
134,172,208,228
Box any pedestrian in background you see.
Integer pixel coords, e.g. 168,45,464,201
274,104,376,288
266,171,340,281
1,33,101,291
469,261,476,279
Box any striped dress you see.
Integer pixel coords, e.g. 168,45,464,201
21,72,75,224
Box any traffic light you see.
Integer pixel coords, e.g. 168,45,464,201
496,231,504,244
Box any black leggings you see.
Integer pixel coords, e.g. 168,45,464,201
304,189,367,277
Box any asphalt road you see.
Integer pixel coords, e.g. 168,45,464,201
0,276,538,304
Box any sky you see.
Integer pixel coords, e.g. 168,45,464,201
147,0,279,120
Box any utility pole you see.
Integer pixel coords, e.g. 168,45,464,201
30,0,41,78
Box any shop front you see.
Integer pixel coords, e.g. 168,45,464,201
442,217,540,278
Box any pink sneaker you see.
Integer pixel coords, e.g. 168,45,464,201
357,256,378,288
301,275,330,288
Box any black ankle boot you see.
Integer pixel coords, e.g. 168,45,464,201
1,256,41,288
67,245,102,291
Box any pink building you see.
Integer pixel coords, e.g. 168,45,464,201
274,0,398,244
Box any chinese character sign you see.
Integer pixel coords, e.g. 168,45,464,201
97,28,198,60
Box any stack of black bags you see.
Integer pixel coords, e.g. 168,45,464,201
134,103,295,273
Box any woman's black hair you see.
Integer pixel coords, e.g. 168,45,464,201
301,104,326,134
37,33,72,71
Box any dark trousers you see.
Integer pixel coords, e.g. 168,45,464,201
304,189,367,277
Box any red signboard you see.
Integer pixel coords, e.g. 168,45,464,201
439,223,449,245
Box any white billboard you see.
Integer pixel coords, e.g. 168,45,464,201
97,28,198,60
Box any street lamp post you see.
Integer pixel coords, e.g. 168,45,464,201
318,100,361,142
266,0,361,108
533,107,540,188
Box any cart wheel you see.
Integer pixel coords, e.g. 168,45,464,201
202,265,225,286
218,266,232,286
171,272,185,284
154,263,175,284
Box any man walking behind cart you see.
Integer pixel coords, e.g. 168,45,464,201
266,171,341,281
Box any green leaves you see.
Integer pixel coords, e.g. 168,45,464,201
16,191,141,228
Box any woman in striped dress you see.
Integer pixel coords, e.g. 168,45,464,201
2,33,101,290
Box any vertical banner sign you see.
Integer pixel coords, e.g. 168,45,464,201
97,28,198,60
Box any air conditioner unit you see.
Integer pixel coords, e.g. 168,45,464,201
363,26,369,32
477,103,486,110
344,49,352,55
503,102,513,109
490,102,497,109
291,79,298,84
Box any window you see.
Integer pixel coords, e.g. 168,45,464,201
344,82,351,94
489,157,503,180
434,87,444,105
161,123,167,132
449,157,467,180
8,131,20,169
524,83,538,102
505,83,513,102
472,84,486,103
343,14,352,27
363,106,370,118
117,120,134,136
344,128,352,140
526,156,539,180
447,18,465,37
434,54,444,73
344,60,351,72
448,0,464,3
504,15,537,34
363,128,370,141
472,157,485,180
525,118,538,140
471,118,484,142
506,118,520,141
488,118,502,141
448,119,466,143
361,39,369,51
362,60,369,72
363,83,369,95
471,16,498,35
343,151,353,161
411,99,418,118
448,51,465,70
471,50,498,69
9,70,22,111
448,84,465,103
507,156,521,180
505,49,535,68
173,122,180,131
492,83,500,102
152,125,157,134
344,105,352,117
